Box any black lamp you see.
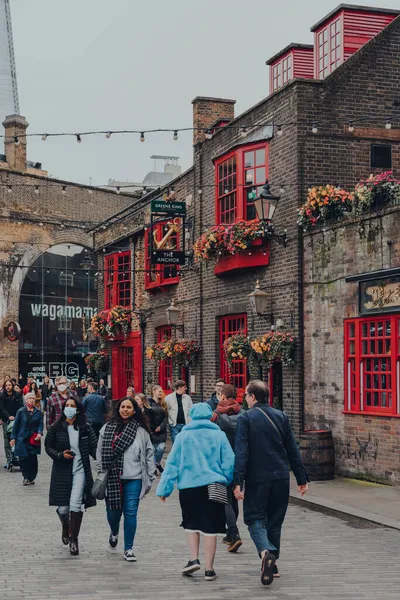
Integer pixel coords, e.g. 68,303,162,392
253,180,280,222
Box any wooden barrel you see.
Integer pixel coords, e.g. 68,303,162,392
299,430,335,481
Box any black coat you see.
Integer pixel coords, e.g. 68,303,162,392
0,391,23,420
45,420,98,509
149,405,168,443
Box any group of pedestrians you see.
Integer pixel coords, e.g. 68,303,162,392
0,372,309,588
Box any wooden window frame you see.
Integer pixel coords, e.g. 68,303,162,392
344,315,400,417
317,15,343,79
145,224,180,290
157,325,173,392
215,143,269,226
219,314,248,398
104,251,132,310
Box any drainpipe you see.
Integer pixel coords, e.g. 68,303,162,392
198,145,205,401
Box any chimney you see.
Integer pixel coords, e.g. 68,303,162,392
192,96,236,146
3,114,29,171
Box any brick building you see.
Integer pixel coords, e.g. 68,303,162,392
94,4,400,482
0,114,134,383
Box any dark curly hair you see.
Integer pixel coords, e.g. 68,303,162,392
111,397,151,434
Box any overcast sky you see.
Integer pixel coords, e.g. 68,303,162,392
10,0,400,186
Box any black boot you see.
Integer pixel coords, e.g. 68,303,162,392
69,511,83,556
56,510,70,545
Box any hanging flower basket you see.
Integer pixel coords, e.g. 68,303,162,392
84,350,108,376
354,171,400,215
251,331,296,368
193,219,272,262
146,338,201,367
223,334,261,379
91,306,132,339
297,185,354,231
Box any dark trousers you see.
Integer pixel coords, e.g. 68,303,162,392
225,484,239,537
243,479,289,559
20,454,38,482
90,422,103,440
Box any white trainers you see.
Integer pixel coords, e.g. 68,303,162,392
124,549,137,562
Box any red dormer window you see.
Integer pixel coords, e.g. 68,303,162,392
145,223,180,290
317,16,342,78
215,143,269,225
104,251,131,309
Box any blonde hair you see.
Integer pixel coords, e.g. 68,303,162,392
152,385,167,413
135,393,150,409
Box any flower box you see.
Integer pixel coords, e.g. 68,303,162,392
214,244,270,276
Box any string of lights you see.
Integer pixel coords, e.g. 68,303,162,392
1,114,396,144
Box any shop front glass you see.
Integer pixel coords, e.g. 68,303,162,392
19,244,98,385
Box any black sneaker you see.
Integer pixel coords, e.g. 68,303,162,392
205,569,217,581
156,462,164,474
182,559,200,575
222,535,231,545
261,551,276,586
109,533,119,549
273,564,280,578
228,534,242,553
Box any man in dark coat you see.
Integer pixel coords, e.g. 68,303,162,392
0,379,23,465
83,381,108,439
205,378,225,411
234,380,309,586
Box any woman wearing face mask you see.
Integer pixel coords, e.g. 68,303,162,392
45,397,97,556
10,392,44,485
97,397,155,561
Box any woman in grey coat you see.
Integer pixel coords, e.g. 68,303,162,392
97,397,155,562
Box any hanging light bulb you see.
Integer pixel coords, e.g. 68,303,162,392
142,187,147,195
116,186,121,194
277,125,283,137
140,132,145,142
198,189,203,195
105,131,112,139
62,186,67,195
348,120,355,133
205,129,213,140
311,122,318,134
41,134,48,142
88,189,93,195
173,130,178,141
14,136,19,145
385,119,392,130
7,185,12,193
34,186,39,194
76,134,82,143
279,186,285,194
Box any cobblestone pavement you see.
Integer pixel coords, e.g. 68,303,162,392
1,442,400,600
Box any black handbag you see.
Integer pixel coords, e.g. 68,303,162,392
92,455,120,500
207,482,228,505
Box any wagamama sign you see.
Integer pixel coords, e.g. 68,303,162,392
30,303,97,321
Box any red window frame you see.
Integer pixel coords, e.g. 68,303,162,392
317,16,342,79
145,224,180,290
104,251,131,310
215,143,269,225
157,325,173,392
344,316,400,417
219,314,248,398
271,54,292,92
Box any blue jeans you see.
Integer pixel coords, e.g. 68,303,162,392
153,442,165,464
106,479,142,551
169,424,184,444
244,479,289,559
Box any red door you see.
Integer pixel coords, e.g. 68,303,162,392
111,331,142,400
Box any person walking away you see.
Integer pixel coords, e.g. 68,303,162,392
211,383,244,553
0,379,23,467
99,378,108,400
82,382,108,439
97,397,155,561
165,380,192,444
206,379,225,411
23,376,34,396
157,403,234,581
45,396,97,556
77,379,88,399
46,376,71,427
234,380,309,586
40,375,53,413
30,382,42,411
148,386,168,474
10,392,43,485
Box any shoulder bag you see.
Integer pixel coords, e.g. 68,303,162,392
92,454,120,500
255,407,285,443
207,482,228,505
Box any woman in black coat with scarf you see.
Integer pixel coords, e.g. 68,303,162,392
45,396,97,556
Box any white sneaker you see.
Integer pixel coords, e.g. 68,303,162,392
124,549,137,562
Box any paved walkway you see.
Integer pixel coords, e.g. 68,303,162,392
290,474,400,530
1,442,400,600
